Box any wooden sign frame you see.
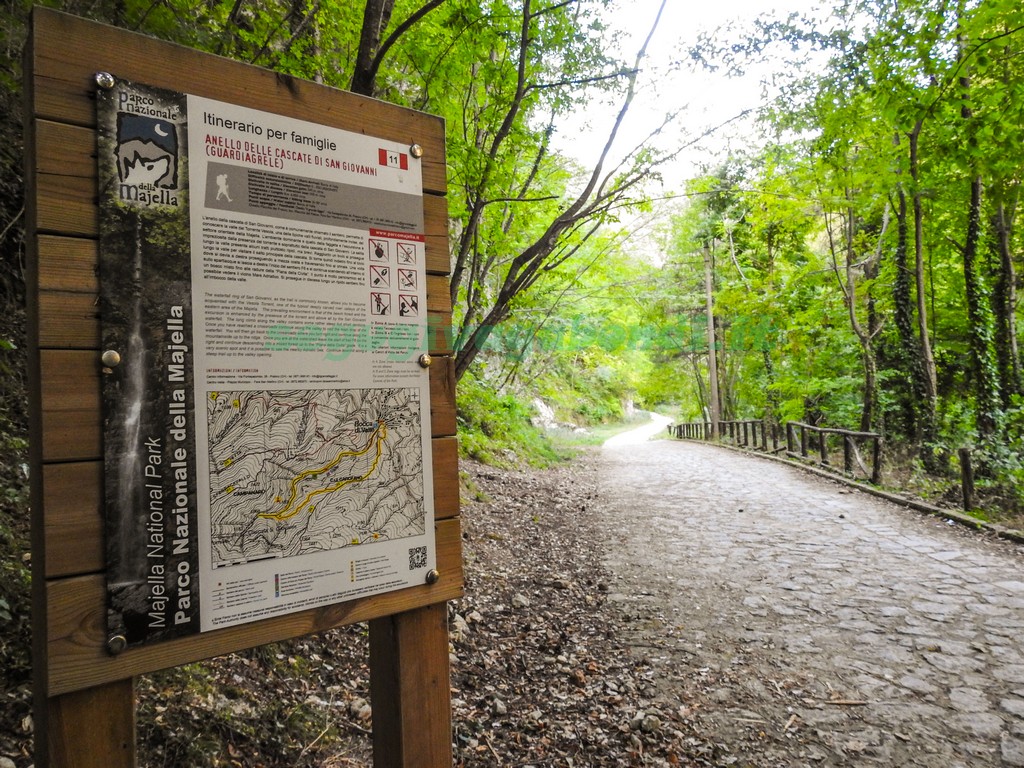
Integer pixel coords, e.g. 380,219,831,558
24,8,461,767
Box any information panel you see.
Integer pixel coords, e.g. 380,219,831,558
98,79,435,647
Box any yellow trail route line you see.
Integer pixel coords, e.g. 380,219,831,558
258,422,386,522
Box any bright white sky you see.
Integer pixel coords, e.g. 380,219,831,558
552,0,830,189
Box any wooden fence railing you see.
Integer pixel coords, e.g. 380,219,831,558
669,419,882,484
669,420,782,452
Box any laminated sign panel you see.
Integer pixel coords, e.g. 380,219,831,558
26,11,460,766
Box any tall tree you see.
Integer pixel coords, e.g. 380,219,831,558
446,0,674,381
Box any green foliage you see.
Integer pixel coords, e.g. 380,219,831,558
456,370,570,468
662,0,1024,521
453,224,671,465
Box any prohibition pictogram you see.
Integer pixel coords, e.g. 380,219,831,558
370,239,389,261
399,294,419,317
397,268,416,290
396,242,417,264
370,292,391,316
370,265,390,288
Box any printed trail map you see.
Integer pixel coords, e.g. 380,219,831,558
207,388,426,568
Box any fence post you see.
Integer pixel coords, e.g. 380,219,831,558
800,425,808,458
843,435,853,474
370,603,453,768
871,437,882,484
819,429,829,466
786,422,794,453
46,682,136,768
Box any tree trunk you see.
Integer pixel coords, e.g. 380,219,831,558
860,346,877,433
864,252,883,437
908,125,938,406
962,175,1001,437
893,167,928,442
451,0,668,381
991,192,1021,404
829,200,880,435
959,55,1001,438
761,349,779,426
350,0,396,96
704,243,721,438
907,124,940,468
688,353,709,421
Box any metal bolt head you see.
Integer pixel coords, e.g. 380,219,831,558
95,72,116,90
418,353,432,369
107,634,127,655
409,143,424,159
101,349,122,367
425,569,439,585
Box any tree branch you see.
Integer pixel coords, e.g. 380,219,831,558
525,69,636,92
361,0,449,96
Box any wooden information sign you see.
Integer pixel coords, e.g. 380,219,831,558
25,8,461,767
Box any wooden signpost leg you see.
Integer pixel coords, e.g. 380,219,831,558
369,603,453,768
45,680,136,768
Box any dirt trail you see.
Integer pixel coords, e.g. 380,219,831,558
598,438,1024,767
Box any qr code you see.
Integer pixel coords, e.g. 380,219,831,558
408,546,427,570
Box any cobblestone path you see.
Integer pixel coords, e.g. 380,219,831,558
598,438,1024,767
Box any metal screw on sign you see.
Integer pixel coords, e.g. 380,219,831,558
418,353,432,369
425,569,439,585
106,635,127,655
101,349,122,368
409,143,424,159
95,72,116,90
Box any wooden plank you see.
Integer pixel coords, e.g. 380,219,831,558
37,172,96,236
43,434,460,579
37,120,95,180
37,291,99,349
426,273,453,315
39,348,100,462
423,194,450,276
46,517,462,696
429,354,457,437
46,680,135,768
431,436,460,521
38,349,456,461
42,462,104,578
38,236,98,293
369,602,453,768
29,9,447,196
